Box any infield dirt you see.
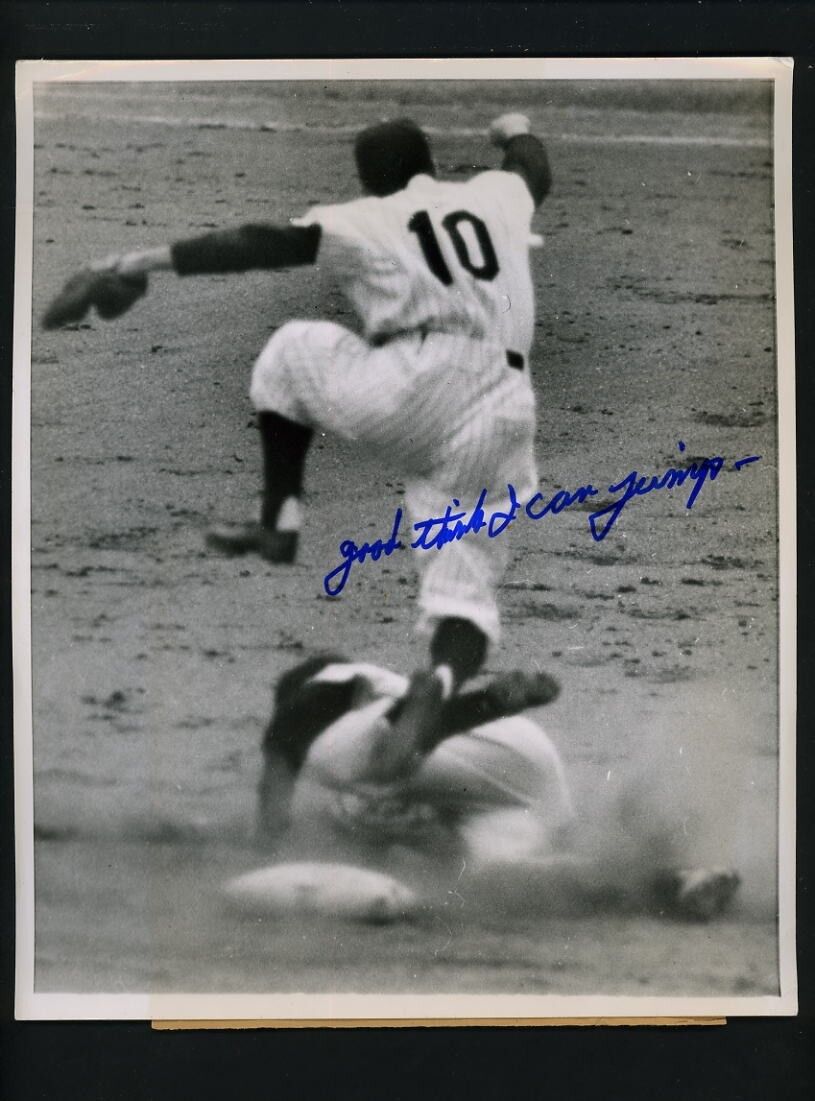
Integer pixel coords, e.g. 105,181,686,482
27,80,780,997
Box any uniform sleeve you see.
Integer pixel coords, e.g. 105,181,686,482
291,204,326,229
291,197,386,277
466,168,536,223
170,222,321,275
501,133,552,206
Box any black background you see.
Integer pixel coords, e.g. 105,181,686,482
0,2,812,1098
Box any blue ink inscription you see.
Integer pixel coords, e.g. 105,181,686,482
323,507,404,596
733,454,761,471
322,443,763,595
410,489,488,550
526,483,599,520
588,442,725,541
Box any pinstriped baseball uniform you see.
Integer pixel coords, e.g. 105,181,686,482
250,169,540,641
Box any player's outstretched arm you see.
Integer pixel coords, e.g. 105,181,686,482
489,112,552,206
102,223,321,278
169,223,321,275
42,222,321,329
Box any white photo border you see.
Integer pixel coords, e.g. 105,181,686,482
13,55,797,1022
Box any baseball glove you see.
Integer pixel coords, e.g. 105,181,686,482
42,267,148,330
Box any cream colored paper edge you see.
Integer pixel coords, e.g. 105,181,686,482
152,1016,727,1030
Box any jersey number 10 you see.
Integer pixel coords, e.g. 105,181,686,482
408,209,500,285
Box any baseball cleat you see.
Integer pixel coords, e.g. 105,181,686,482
485,670,561,715
654,867,741,922
205,523,298,563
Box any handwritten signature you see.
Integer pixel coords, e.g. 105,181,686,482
323,442,762,597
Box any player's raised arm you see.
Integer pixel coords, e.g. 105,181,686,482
41,222,321,329
489,112,552,206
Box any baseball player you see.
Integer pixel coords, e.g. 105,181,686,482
43,112,552,705
257,655,741,922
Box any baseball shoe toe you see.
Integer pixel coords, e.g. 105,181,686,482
206,523,298,563
486,670,561,714
654,867,741,922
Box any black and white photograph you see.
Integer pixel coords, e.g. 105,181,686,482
13,57,796,1021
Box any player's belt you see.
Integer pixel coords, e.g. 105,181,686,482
371,330,525,371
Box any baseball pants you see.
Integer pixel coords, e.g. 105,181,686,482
412,714,575,866
249,320,539,642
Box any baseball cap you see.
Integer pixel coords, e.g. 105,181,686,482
354,118,435,196
266,652,354,770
